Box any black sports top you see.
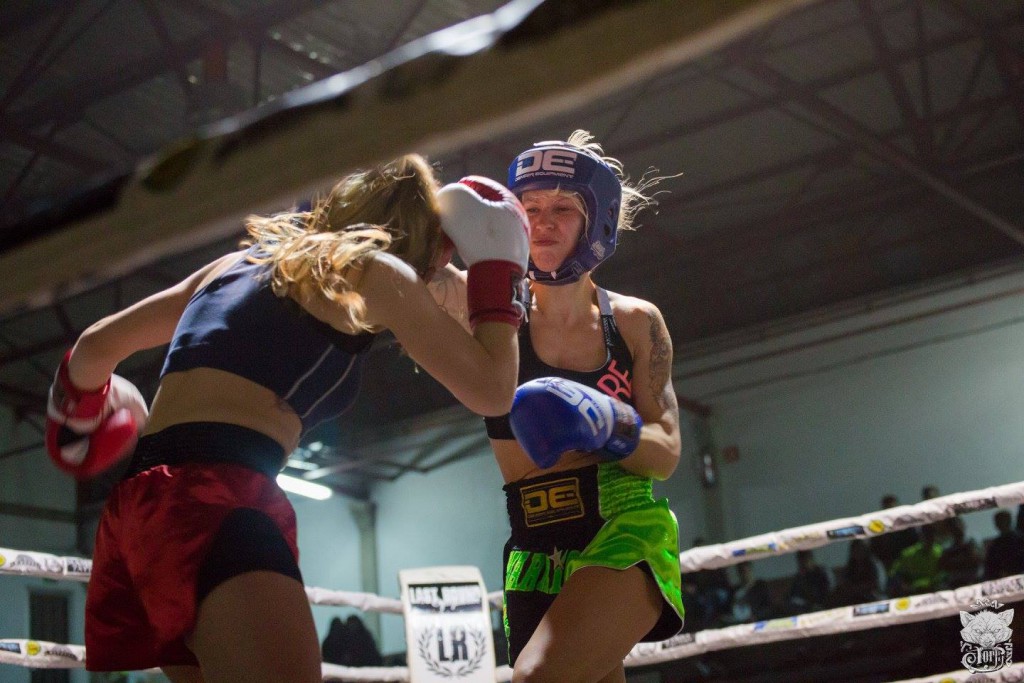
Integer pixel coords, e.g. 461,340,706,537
485,287,635,440
161,251,376,435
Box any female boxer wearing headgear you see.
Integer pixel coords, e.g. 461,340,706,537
430,131,683,682
45,156,529,682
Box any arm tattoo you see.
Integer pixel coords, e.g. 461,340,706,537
647,310,678,415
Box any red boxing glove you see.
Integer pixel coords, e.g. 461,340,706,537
437,176,531,328
45,350,148,479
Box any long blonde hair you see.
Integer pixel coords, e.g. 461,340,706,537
245,154,442,330
565,129,667,232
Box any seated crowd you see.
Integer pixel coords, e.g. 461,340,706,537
680,491,1024,632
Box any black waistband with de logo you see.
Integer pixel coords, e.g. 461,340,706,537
503,465,605,547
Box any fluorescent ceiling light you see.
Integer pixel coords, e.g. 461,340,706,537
285,458,319,471
277,473,332,500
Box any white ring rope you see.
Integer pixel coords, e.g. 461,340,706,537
305,586,403,614
5,480,1021,587
897,663,1024,683
321,663,413,682
0,548,90,582
624,574,1024,666
3,481,1022,679
677,480,1024,572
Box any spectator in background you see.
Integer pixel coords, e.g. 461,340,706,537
889,524,945,595
690,537,733,629
728,562,774,623
921,484,954,548
938,516,981,588
983,509,1024,580
829,539,881,607
869,494,920,573
320,615,383,667
785,549,831,615
321,617,347,666
343,615,383,666
679,573,704,633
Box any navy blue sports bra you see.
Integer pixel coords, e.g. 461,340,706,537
161,252,376,434
485,288,635,440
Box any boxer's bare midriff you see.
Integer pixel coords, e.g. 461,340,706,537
491,438,606,484
144,368,302,455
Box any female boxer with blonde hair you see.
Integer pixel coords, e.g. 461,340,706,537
45,155,529,683
431,131,683,683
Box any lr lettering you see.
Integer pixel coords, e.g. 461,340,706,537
597,360,631,401
437,626,468,662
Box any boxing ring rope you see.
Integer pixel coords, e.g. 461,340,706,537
3,481,1022,681
677,480,1024,572
3,573,1022,679
623,573,1024,665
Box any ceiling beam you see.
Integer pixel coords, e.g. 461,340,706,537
614,16,1024,159
5,0,325,131
935,46,993,158
0,334,76,367
139,0,194,97
0,117,110,172
415,434,490,475
172,0,337,81
0,0,78,110
0,501,76,524
326,481,370,502
0,441,43,461
856,0,934,160
381,0,431,54
911,0,936,154
655,92,1011,220
0,382,45,406
0,0,66,40
619,142,1023,288
737,56,1024,248
941,1,1024,133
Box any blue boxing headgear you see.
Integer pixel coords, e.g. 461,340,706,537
508,141,622,285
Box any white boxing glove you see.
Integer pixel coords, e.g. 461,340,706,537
437,176,531,328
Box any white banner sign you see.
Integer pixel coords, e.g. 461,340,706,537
400,566,496,683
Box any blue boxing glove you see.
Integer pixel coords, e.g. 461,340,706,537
509,377,643,469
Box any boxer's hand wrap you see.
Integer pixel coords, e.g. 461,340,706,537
437,176,530,328
45,350,149,479
509,377,643,469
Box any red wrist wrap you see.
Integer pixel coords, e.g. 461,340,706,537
55,350,110,419
467,261,526,329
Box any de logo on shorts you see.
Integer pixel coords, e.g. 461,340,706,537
521,477,584,527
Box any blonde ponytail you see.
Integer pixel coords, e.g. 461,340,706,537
244,154,442,331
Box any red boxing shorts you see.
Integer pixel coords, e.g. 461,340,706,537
85,425,300,672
